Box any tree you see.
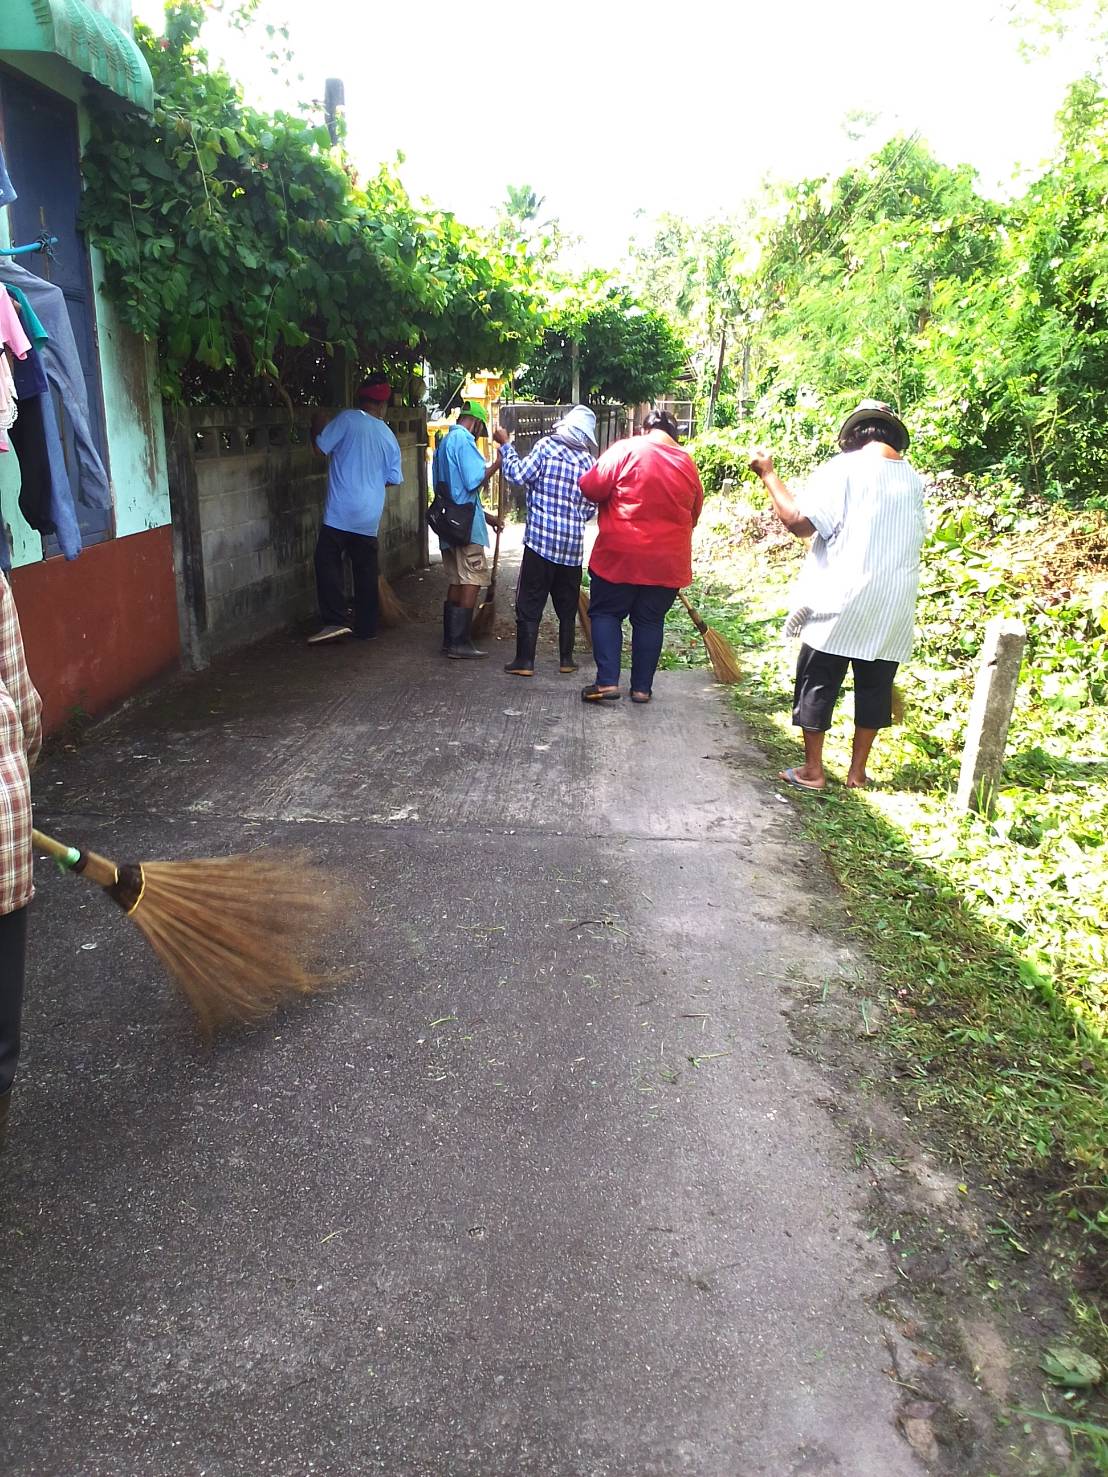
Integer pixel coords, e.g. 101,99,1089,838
79,2,543,403
629,212,757,430
517,280,689,406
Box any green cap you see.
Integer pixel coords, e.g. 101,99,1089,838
462,399,488,430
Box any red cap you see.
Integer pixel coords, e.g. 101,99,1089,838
357,378,392,403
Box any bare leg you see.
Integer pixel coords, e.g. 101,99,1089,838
847,727,879,788
449,583,479,610
781,729,827,788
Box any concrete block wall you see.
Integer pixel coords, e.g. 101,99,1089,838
166,406,427,667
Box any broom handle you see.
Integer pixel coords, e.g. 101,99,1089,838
678,591,709,636
32,828,120,888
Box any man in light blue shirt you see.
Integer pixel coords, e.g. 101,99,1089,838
309,375,403,644
432,401,502,659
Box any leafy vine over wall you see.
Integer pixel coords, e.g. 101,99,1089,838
80,2,542,404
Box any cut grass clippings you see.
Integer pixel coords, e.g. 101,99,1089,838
664,485,1108,1326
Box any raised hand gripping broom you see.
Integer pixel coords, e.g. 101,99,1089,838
678,592,742,685
33,829,349,1035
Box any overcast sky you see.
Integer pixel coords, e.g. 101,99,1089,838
135,0,1096,265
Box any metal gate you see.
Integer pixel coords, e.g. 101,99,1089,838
496,403,627,512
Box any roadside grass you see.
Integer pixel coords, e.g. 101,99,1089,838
664,487,1108,1364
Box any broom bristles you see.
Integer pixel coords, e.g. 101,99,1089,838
703,626,742,685
577,589,592,648
128,852,350,1035
471,593,495,638
377,576,409,627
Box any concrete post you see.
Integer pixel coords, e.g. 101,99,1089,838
956,617,1027,815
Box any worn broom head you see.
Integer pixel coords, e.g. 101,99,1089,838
34,829,350,1036
678,592,742,685
703,626,743,685
123,852,351,1034
471,588,496,638
377,575,409,627
577,589,592,648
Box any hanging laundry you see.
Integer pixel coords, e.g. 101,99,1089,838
8,393,82,560
0,290,32,452
0,284,82,562
0,259,111,510
0,146,16,210
7,285,49,399
3,285,47,350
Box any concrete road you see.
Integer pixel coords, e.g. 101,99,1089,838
0,572,921,1476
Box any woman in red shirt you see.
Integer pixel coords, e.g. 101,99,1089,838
579,410,704,703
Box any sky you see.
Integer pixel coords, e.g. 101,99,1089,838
134,0,1098,266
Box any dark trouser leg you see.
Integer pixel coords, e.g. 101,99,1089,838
314,524,349,627
587,573,635,689
549,562,583,669
0,906,29,1100
792,644,850,732
348,533,380,639
847,656,898,786
514,547,554,624
791,645,851,785
850,656,899,730
627,585,678,696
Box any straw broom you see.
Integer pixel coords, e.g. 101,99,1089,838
471,467,505,639
678,592,742,685
577,589,592,649
33,828,348,1035
377,575,409,627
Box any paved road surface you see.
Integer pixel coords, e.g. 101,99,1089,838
0,572,921,1476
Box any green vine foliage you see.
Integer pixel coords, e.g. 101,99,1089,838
80,3,542,403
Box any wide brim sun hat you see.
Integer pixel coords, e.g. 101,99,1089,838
837,399,909,452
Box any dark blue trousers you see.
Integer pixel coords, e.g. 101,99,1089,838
587,572,678,693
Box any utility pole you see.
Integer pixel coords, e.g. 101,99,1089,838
324,78,345,146
570,339,580,404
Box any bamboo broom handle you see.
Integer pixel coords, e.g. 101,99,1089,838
678,591,709,636
32,827,120,888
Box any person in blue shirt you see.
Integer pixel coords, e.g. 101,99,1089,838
432,401,503,659
308,374,403,644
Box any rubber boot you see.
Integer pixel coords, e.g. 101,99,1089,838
558,621,578,674
441,601,453,655
445,603,487,660
504,620,539,676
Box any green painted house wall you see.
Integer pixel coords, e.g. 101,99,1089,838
0,18,170,569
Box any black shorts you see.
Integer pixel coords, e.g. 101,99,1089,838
792,644,899,732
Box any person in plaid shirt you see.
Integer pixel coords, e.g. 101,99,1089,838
0,572,41,1147
493,405,597,676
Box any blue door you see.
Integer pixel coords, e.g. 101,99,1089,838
0,66,113,550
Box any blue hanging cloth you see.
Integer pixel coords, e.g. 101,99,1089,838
0,145,16,210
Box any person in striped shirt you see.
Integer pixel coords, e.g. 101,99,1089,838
493,405,598,676
749,400,926,792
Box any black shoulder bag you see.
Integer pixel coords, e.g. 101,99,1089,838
427,480,477,547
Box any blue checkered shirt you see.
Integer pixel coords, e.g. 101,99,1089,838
500,437,596,567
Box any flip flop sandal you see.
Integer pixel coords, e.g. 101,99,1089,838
780,767,826,794
581,684,621,703
630,692,652,704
